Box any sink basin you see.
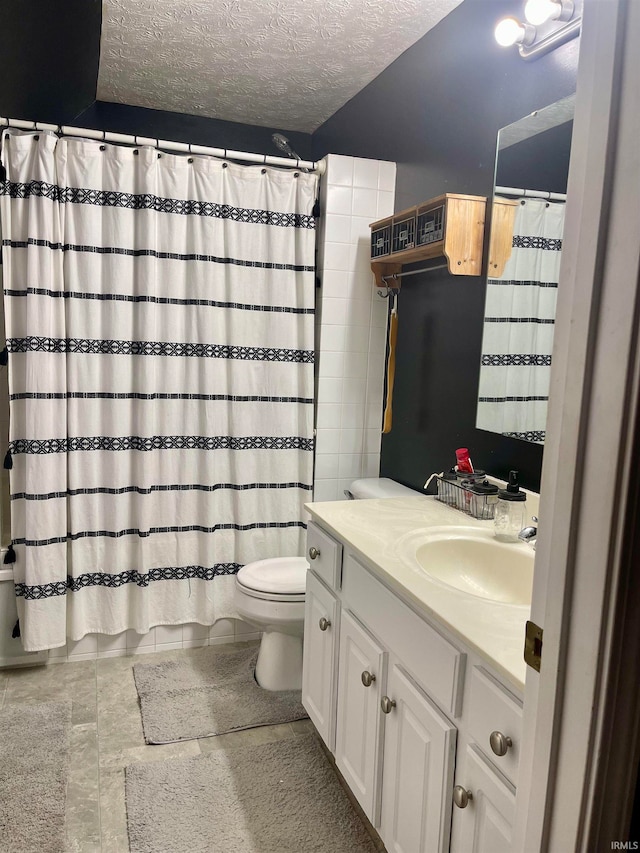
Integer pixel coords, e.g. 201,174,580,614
395,526,534,605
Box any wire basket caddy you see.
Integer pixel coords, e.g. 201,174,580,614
434,475,498,520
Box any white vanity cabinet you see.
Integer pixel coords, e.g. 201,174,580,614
302,516,524,853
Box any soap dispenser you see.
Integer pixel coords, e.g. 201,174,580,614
494,470,527,542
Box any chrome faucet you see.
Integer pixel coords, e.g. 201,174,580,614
518,516,538,543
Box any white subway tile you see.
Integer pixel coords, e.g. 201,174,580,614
368,323,388,353
317,350,344,378
129,645,158,656
343,351,368,379
326,155,354,186
363,454,382,478
320,298,349,327
312,480,339,502
323,241,350,272
340,429,364,455
98,632,127,652
367,348,386,382
325,185,353,215
67,651,98,662
97,648,129,659
315,429,341,455
314,454,340,479
366,403,383,430
343,377,367,405
353,159,380,189
378,161,397,193
344,299,374,327
155,642,184,652
68,635,98,656
48,644,68,659
321,270,349,299
377,191,395,218
339,454,363,479
182,623,209,641
324,214,352,244
344,325,370,353
316,403,342,429
155,625,183,644
182,639,209,649
341,403,366,429
319,323,346,352
364,428,382,454
235,619,258,636
126,628,156,649
352,187,379,219
209,619,236,639
317,376,343,404
208,636,240,647
371,297,389,327
350,216,374,244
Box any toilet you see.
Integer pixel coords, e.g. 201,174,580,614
234,477,417,691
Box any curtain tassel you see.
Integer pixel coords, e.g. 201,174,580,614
0,347,8,366
11,620,20,639
3,449,12,469
4,544,16,564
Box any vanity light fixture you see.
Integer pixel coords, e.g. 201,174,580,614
494,0,581,60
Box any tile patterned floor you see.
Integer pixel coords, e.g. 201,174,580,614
0,641,326,853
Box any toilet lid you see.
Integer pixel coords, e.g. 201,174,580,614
236,556,308,595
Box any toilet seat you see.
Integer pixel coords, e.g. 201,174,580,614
236,556,308,602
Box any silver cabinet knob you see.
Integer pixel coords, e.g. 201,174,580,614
308,547,320,560
453,785,473,809
380,696,396,714
361,670,376,687
489,731,513,757
318,617,331,632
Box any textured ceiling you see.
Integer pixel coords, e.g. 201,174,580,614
97,0,462,133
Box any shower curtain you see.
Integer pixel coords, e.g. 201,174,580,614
0,128,317,651
476,197,565,443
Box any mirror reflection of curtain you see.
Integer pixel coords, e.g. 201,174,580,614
476,197,565,443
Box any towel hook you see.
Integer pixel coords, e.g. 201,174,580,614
377,274,400,299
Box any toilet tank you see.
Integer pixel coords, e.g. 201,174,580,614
346,477,418,500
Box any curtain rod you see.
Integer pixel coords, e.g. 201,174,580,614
495,185,567,202
0,116,326,175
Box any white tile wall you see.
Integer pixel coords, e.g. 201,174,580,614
47,620,260,663
314,154,397,502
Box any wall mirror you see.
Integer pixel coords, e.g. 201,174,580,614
475,94,575,444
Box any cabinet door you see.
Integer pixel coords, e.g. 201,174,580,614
302,571,339,750
335,609,386,823
380,665,457,853
450,746,516,853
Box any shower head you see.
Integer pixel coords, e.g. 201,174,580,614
272,132,302,161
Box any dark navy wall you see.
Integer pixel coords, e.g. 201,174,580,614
75,101,313,161
312,0,579,492
0,0,101,122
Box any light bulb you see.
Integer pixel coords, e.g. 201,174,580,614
494,17,528,47
524,0,559,25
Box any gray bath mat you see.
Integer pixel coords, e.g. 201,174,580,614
133,644,307,744
0,700,71,853
126,733,377,853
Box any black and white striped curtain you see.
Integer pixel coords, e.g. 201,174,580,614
476,198,565,443
0,129,317,651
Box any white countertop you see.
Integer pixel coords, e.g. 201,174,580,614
305,494,531,692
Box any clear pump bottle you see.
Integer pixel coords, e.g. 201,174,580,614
493,470,527,542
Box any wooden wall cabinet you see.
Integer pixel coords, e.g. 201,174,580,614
369,193,487,288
